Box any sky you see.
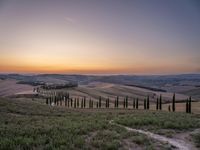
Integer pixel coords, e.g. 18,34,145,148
0,0,200,74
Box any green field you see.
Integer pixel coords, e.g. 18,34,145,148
0,97,200,150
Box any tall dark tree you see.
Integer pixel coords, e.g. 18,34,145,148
77,98,79,108
133,99,135,109
81,98,83,108
147,95,150,109
126,96,128,108
189,96,192,113
156,98,159,110
136,98,139,109
159,95,162,110
84,97,86,108
108,97,110,108
144,99,146,110
116,96,119,108
172,93,176,112
71,98,73,107
123,98,126,108
168,105,171,112
96,101,99,108
74,98,76,108
99,96,102,108
54,96,57,106
46,97,49,105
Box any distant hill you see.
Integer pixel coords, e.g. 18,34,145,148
1,74,200,98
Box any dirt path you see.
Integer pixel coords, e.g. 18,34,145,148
109,120,197,150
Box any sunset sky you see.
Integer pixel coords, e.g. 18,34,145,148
0,0,200,74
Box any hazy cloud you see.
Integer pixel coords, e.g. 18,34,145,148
64,17,76,24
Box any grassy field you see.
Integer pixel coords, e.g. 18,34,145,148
0,97,200,150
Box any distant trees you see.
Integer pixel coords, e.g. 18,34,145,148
133,98,135,109
46,97,49,105
156,98,159,110
44,91,193,114
136,98,139,109
147,96,150,110
168,105,171,112
144,99,146,110
116,96,119,108
84,97,86,108
172,93,176,112
159,95,162,110
125,96,128,108
186,96,192,113
99,96,102,108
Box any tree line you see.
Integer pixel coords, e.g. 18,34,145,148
44,92,192,113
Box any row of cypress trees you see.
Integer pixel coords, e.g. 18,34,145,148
144,96,150,110
45,92,192,113
186,96,192,113
156,95,162,110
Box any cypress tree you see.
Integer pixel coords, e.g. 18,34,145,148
96,101,99,108
168,105,171,112
156,98,159,110
147,96,150,109
71,98,73,107
77,98,79,108
123,98,125,108
189,96,192,113
74,98,76,108
54,96,56,106
81,98,83,108
108,97,110,108
67,93,70,99
99,96,101,108
136,98,139,109
126,96,128,108
172,93,176,112
46,97,48,105
159,95,162,110
84,97,86,108
117,96,119,108
133,99,135,109
144,99,146,110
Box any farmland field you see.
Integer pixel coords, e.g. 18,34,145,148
0,97,200,150
1,74,200,149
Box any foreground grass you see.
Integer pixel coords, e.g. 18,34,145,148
0,97,200,150
114,111,200,130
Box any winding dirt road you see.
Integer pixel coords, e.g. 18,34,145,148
109,120,197,150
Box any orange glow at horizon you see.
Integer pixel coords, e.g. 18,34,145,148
0,1,199,75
